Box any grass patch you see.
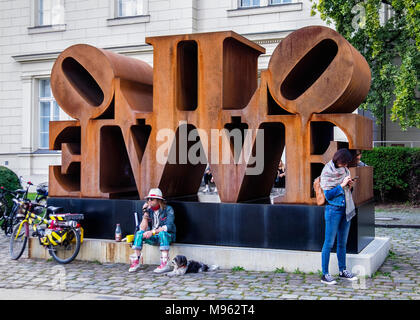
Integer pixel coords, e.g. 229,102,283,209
27,193,37,201
372,270,392,278
231,266,245,272
388,250,397,260
293,268,305,275
274,267,285,274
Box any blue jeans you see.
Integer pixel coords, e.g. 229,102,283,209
321,205,351,275
132,230,173,251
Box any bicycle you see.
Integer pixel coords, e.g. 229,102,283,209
0,187,16,234
0,185,28,237
34,182,48,205
10,199,84,264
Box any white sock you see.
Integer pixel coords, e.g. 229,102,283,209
161,251,169,264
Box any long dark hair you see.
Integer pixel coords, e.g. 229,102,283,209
332,149,353,168
157,199,166,210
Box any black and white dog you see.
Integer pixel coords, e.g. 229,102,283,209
166,255,218,277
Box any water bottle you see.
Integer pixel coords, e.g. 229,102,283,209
115,223,122,242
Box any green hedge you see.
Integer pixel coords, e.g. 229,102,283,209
0,166,21,192
0,166,22,208
362,147,420,204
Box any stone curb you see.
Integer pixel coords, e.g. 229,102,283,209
375,224,420,229
0,288,140,300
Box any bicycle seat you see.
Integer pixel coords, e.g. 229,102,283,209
32,206,44,215
51,213,84,221
47,206,64,214
15,189,26,194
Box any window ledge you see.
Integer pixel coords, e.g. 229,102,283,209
28,24,66,34
33,149,61,155
227,2,303,17
107,15,150,26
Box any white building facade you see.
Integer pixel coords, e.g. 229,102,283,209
0,0,418,185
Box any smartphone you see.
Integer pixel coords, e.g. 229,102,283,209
352,176,359,181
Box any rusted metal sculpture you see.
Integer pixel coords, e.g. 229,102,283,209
50,26,373,205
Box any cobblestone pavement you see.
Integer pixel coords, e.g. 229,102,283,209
0,226,419,300
375,207,420,227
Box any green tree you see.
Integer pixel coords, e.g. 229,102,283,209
311,0,420,130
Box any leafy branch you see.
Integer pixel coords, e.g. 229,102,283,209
311,0,420,130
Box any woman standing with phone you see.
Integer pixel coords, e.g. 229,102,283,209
320,149,358,285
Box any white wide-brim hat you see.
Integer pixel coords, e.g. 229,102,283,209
146,188,165,200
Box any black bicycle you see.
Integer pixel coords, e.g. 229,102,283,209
0,187,15,235
0,180,44,236
0,186,28,237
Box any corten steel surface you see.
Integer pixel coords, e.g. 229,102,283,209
50,26,373,205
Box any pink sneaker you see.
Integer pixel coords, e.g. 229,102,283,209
129,259,141,272
153,261,171,274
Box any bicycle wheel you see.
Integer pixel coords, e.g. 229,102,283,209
48,227,81,264
9,222,28,260
0,198,9,231
35,196,47,207
0,200,7,220
4,207,19,237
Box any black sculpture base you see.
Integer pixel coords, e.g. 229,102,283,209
47,197,374,254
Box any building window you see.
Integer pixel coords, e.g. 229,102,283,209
239,0,261,8
117,0,143,17
107,0,149,26
228,0,301,15
37,0,64,26
270,0,292,4
39,79,60,149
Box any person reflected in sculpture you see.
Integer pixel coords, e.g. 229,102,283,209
273,160,286,195
349,149,367,167
203,167,216,193
320,149,358,285
129,188,176,274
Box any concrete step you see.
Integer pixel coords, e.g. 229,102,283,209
29,236,390,276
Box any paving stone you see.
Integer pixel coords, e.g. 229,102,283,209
298,295,318,300
280,294,299,299
243,296,264,300
184,286,206,292
143,292,161,297
220,290,243,295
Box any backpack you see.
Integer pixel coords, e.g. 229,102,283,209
313,176,325,206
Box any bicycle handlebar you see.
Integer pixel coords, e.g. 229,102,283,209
0,187,18,197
